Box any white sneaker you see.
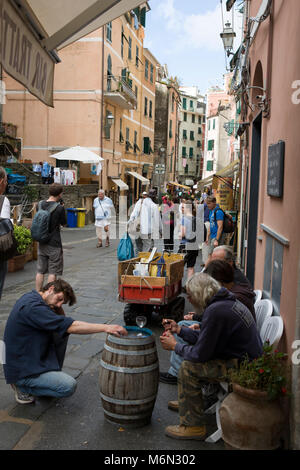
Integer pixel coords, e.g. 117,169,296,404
11,385,35,404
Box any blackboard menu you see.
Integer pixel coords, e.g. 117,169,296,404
267,141,285,198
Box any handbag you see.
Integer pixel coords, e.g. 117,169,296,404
0,196,18,262
96,199,109,221
117,232,134,261
135,199,143,232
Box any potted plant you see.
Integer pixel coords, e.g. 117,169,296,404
8,225,33,272
220,342,289,450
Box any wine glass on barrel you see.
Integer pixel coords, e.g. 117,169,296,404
136,315,147,336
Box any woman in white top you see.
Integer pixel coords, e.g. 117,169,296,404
0,167,11,299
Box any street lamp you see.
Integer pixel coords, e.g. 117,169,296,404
220,21,236,56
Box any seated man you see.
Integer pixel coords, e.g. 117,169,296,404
3,280,127,404
210,245,253,288
159,259,256,385
160,273,263,441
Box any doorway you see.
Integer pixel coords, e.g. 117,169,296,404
246,112,262,285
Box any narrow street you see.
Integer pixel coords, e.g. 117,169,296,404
0,225,223,453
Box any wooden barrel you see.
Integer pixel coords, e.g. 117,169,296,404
99,326,159,427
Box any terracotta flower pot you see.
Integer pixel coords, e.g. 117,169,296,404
220,383,284,450
8,254,27,272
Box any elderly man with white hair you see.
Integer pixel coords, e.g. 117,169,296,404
160,272,263,441
93,189,114,248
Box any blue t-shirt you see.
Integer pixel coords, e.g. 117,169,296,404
209,205,224,239
3,290,74,384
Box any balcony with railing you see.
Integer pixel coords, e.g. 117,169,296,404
104,75,137,110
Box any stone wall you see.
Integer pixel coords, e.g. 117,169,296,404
36,183,99,224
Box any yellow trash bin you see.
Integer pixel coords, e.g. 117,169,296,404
76,208,87,228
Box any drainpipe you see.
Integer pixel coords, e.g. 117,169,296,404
100,26,105,189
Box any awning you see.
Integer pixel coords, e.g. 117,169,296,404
50,146,104,163
111,178,129,191
127,171,149,185
0,0,147,106
168,181,191,190
197,160,240,188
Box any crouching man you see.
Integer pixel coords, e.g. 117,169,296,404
160,273,263,441
3,279,127,404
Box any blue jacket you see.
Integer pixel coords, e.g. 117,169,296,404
175,288,263,363
3,290,74,384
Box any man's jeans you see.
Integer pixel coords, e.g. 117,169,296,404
168,320,200,377
16,371,77,398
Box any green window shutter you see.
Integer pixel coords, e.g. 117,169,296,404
197,140,201,148
145,59,149,79
182,147,186,156
182,98,187,110
121,68,127,81
184,112,187,121
183,129,187,139
150,64,154,83
143,137,150,154
140,7,146,27
207,140,214,151
190,131,194,140
189,147,193,157
207,161,213,171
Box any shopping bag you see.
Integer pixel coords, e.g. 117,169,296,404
117,232,134,261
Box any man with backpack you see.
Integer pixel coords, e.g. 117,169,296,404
32,183,66,291
204,195,226,256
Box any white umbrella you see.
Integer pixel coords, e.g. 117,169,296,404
51,146,104,163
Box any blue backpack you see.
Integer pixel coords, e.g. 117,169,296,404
31,201,59,243
117,232,134,261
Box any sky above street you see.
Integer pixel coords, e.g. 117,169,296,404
144,0,244,95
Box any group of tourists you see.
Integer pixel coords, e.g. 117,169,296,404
1,169,262,442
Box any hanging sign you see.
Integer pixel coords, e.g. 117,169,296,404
213,176,234,211
0,0,55,106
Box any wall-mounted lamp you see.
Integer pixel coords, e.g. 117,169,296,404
106,111,114,127
220,21,236,56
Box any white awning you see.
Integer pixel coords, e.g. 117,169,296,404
50,146,104,163
111,178,129,190
127,171,150,185
1,0,147,105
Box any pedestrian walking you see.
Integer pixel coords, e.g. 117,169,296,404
128,189,161,254
178,200,198,279
161,195,175,251
204,196,226,257
93,189,114,247
34,183,66,292
3,279,127,404
0,167,10,300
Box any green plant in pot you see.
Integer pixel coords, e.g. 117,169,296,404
228,341,289,400
13,224,33,255
220,341,290,450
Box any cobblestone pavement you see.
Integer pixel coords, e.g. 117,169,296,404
0,226,223,452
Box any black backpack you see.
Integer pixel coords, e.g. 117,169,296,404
31,201,59,243
214,208,235,233
0,196,18,261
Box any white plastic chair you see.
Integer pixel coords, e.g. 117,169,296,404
254,289,262,305
205,382,228,443
255,299,273,332
260,316,284,350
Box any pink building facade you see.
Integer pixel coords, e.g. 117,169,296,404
233,0,300,447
